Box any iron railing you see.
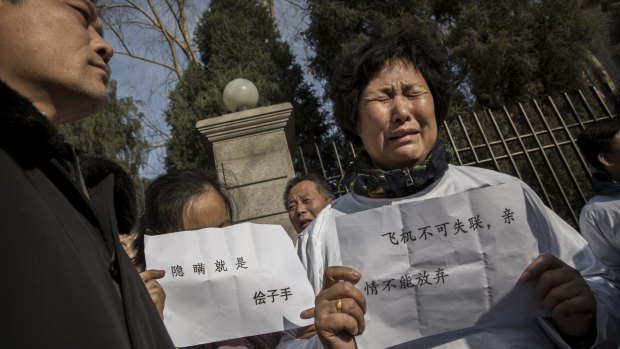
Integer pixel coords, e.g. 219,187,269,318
294,86,617,229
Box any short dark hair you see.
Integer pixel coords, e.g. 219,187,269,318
577,118,620,171
331,24,452,145
79,154,137,235
143,169,233,235
132,169,233,271
283,173,335,209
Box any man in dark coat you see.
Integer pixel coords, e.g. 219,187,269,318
0,0,174,348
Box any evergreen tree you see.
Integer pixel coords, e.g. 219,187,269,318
165,64,212,170
435,0,599,108
305,0,600,109
60,80,149,178
165,0,328,170
304,0,432,97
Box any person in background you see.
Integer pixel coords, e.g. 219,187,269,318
282,174,335,340
0,0,173,347
284,174,335,234
578,117,620,282
137,168,281,348
279,25,620,348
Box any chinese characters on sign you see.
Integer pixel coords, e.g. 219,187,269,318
335,182,542,349
363,268,450,296
144,223,315,347
170,257,250,277
253,287,293,305
380,209,515,246
171,265,184,277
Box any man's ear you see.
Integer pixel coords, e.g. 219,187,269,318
598,152,614,168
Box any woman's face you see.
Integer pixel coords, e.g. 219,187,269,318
356,60,437,170
182,189,230,230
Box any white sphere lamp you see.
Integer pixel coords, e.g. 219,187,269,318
223,78,259,112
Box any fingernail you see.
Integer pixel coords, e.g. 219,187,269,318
352,270,361,279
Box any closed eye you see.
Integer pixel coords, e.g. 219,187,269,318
405,92,425,99
402,84,427,97
72,6,90,24
366,95,391,103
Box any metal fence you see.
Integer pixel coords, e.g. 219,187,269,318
294,86,617,229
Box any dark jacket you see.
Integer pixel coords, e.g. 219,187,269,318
0,81,174,348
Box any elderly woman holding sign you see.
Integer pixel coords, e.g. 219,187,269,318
278,26,620,349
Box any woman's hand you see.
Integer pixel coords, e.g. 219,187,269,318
520,253,596,336
302,266,366,349
140,269,166,319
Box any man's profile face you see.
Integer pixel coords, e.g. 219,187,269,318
0,0,113,124
287,180,331,234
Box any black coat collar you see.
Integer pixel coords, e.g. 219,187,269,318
0,80,73,168
0,80,118,261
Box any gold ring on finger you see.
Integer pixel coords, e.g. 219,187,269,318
335,298,343,313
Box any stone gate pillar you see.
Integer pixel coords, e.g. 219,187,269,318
195,102,297,241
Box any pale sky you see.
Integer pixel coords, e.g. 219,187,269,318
107,1,313,178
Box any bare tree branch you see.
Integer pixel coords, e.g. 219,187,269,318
96,0,309,175
98,0,198,80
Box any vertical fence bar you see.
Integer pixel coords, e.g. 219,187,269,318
503,106,554,208
314,142,327,178
590,86,614,118
533,100,587,205
563,92,588,130
331,140,350,195
331,139,345,178
457,114,481,164
577,89,600,122
443,120,464,165
547,96,591,178
298,146,308,174
519,102,579,225
349,142,357,158
486,109,522,179
603,81,615,96
472,111,501,171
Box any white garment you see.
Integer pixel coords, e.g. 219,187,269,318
278,165,620,349
580,191,620,283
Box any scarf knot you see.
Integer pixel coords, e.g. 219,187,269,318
343,140,452,198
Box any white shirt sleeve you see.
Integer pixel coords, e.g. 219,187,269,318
580,199,620,279
524,186,620,347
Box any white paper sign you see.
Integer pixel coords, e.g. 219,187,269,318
336,182,546,349
145,223,314,347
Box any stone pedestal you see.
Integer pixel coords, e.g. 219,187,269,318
196,103,297,241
